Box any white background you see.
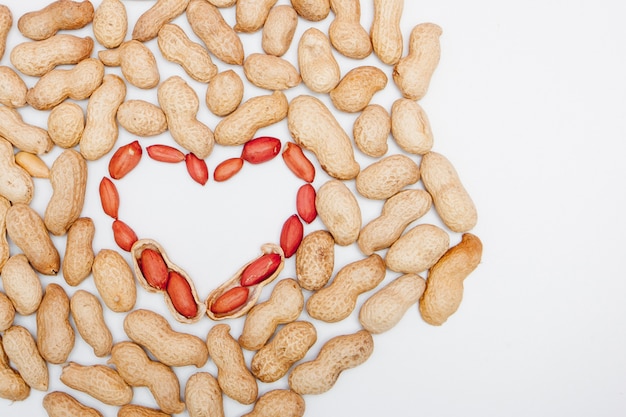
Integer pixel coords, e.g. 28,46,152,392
1,0,626,416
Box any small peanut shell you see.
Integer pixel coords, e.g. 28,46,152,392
93,0,127,49
0,66,27,107
419,233,483,325
205,244,285,320
315,180,361,246
262,5,298,56
242,389,306,417
206,324,258,405
43,392,103,417
0,334,30,401
124,309,209,367
60,362,133,406
37,283,75,364
2,325,48,391
5,203,60,275
0,291,14,331
131,239,205,323
391,98,434,155
289,329,374,395
235,0,277,32
358,189,432,256
353,104,390,158
0,137,34,204
158,23,217,83
48,102,85,149
243,53,301,90
393,22,442,100
10,34,94,77
185,372,224,417
295,230,335,291
297,28,340,93
117,100,168,137
291,0,330,21
421,151,478,233
63,217,95,286
355,154,420,200
239,278,304,351
18,0,94,40
330,66,387,113
0,106,53,155
99,40,160,89
71,289,113,357
306,254,386,323
206,70,244,117
251,321,317,383
92,249,136,313
370,0,403,65
0,5,11,60
329,0,372,59
133,0,190,42
385,224,450,274
44,149,88,236
359,273,426,334
0,254,43,315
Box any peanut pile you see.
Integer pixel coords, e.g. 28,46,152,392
0,1,483,416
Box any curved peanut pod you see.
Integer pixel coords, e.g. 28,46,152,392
92,249,136,313
18,0,94,40
185,372,224,417
0,106,53,155
10,34,93,77
328,0,372,59
158,23,217,83
315,180,361,246
99,40,160,89
385,224,450,274
2,325,48,391
118,405,170,417
243,53,301,90
37,283,75,364
329,66,387,113
133,0,190,42
131,239,205,323
355,154,420,200
370,0,403,65
0,66,27,107
63,217,95,286
291,0,330,21
0,333,30,401
289,330,374,395
43,391,103,417
206,244,285,320
71,290,112,357
117,100,168,137
60,362,133,406
242,389,306,417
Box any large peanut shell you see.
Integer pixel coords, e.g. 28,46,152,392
0,333,30,401
92,249,136,312
385,224,450,274
0,66,27,107
62,217,95,286
355,154,420,200
10,34,93,77
0,106,53,155
132,0,190,42
0,254,43,315
2,325,48,391
315,180,361,246
37,283,75,364
17,0,94,40
295,230,335,291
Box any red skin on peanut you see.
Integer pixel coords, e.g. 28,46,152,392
241,136,282,164
109,140,143,179
240,253,283,286
185,153,209,185
99,177,120,219
296,183,317,223
112,219,138,252
214,157,244,182
146,144,185,163
282,142,315,182
139,248,169,290
210,286,249,314
280,214,304,258
167,271,198,318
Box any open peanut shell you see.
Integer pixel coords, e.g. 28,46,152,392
130,238,206,323
205,243,285,320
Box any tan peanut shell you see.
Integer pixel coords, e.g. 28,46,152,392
0,5,11,60
390,98,433,154
356,154,420,200
289,329,374,395
93,0,127,49
43,391,103,417
206,244,285,320
14,152,50,178
187,0,244,65
48,102,85,148
0,66,28,107
315,180,362,246
370,0,404,65
385,223,450,274
0,334,30,401
206,324,258,405
295,230,335,291
117,100,168,137
242,389,306,417
0,106,53,155
358,189,432,255
214,91,288,146
131,239,206,323
70,289,113,357
99,40,160,89
124,309,209,367
243,53,301,90
0,292,14,331
207,0,236,6
0,254,43,315
10,34,93,77
359,273,426,333
6,203,60,275
63,217,95,286
239,278,305,351
185,372,224,417
18,0,94,40
37,283,75,364
118,404,170,417
306,254,386,322
329,0,372,59
420,233,483,325
251,321,317,383
206,70,244,116
26,57,104,111
288,95,360,179
420,151,478,232
158,23,217,83
133,0,190,42
44,149,88,236
353,104,390,157
262,5,298,56
291,0,330,21
80,74,127,161
2,325,48,391
0,196,8,269
60,362,133,406
330,65,387,113
297,28,340,93
393,22,442,100
92,249,136,312
109,341,185,415
158,75,215,159
235,0,277,32
0,138,34,204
